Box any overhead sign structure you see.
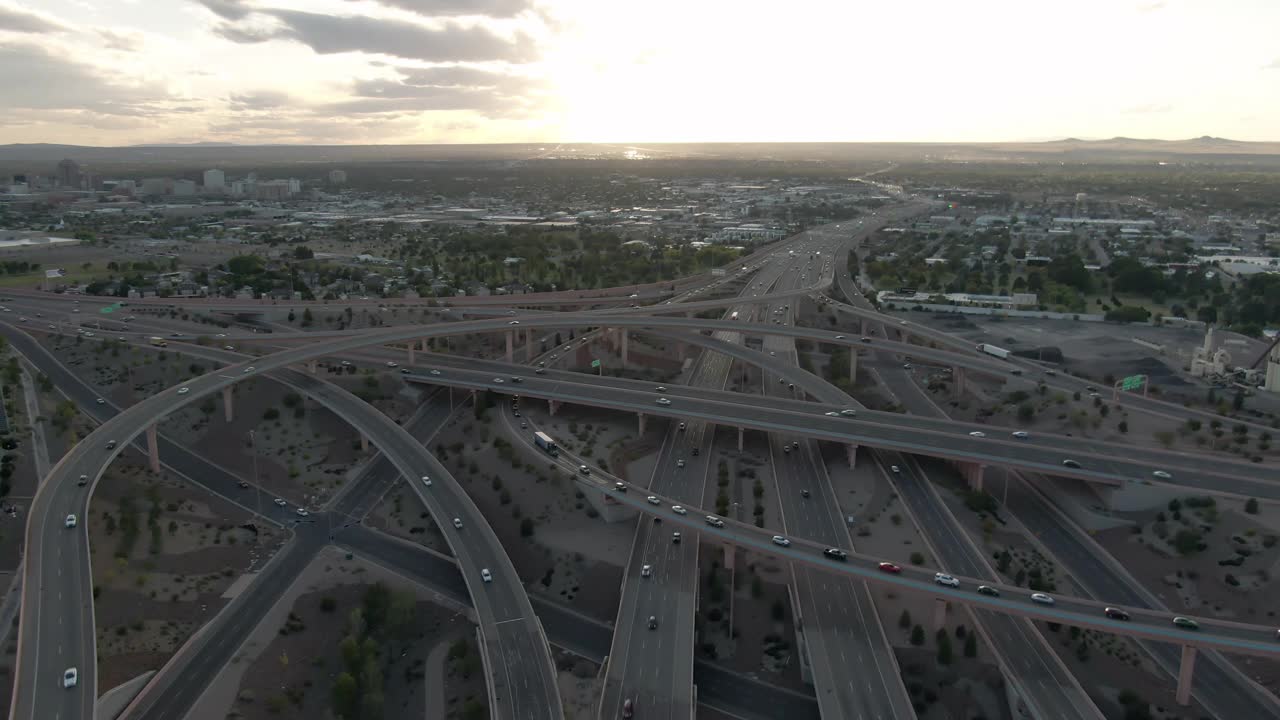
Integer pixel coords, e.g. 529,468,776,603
1122,375,1144,391
590,359,601,368
99,302,122,314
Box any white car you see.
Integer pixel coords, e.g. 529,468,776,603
641,564,652,578
1030,592,1055,605
655,386,667,392
63,667,78,688
671,505,687,515
825,411,840,417
65,514,77,528
493,377,504,383
453,518,464,529
646,495,660,505
508,320,520,325
934,572,960,588
177,387,190,395
341,361,352,367
273,498,287,507
1152,470,1172,479
1011,431,1030,439
243,366,255,373
705,515,725,528
890,465,900,474
968,431,985,438
771,535,791,547
386,361,398,368
429,370,441,376
421,475,432,487
224,345,235,351
839,409,857,417
656,397,671,406
835,335,845,339
296,508,309,517
95,398,105,405
676,459,685,468
481,568,492,582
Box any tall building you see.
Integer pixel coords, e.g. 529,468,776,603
173,179,197,196
203,168,225,191
328,169,347,185
55,159,81,189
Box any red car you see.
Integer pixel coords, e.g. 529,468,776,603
878,562,902,574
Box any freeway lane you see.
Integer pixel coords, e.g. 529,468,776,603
761,291,914,719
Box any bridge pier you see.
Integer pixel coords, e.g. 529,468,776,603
506,331,513,363
849,350,858,384
360,434,369,452
526,329,534,362
1176,645,1197,706
952,366,966,399
738,426,744,452
548,399,560,416
408,345,415,366
222,386,233,422
637,412,646,436
621,329,629,366
960,462,986,491
846,443,858,469
420,337,429,352
307,359,317,375
933,597,948,631
723,542,735,571
146,423,160,473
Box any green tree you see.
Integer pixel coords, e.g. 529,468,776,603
910,624,925,646
899,609,911,629
964,632,977,658
1245,498,1260,514
936,630,953,664
331,672,358,719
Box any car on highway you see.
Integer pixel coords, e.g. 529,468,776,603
224,345,235,351
677,422,686,430
890,465,900,474
453,518,463,529
800,488,810,498
647,616,658,630
341,361,352,367
508,320,520,325
672,531,681,544
1172,616,1199,630
671,505,687,515
614,482,627,492
705,515,725,528
772,535,791,547
655,386,666,392
65,514,77,528
579,465,590,475
429,369,441,376
902,363,912,370
968,431,986,438
1104,607,1131,621
296,508,309,517
1030,592,1055,605
492,377,504,383
835,335,845,339
1011,431,1029,439
401,368,411,374
105,440,117,450
273,498,287,507
510,376,523,383
1152,470,1172,479
481,568,493,583
622,698,634,718
177,387,190,395
96,397,105,404
878,562,902,574
656,397,671,406
646,495,660,505
78,474,88,486
641,564,652,578
839,409,857,417
244,366,255,373
1061,459,1081,469
63,667,77,689
676,459,685,468
823,548,848,561
386,361,398,368
825,411,840,417
238,480,250,489
934,572,960,588
977,585,1000,597
860,337,871,343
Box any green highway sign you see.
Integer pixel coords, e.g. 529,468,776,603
1122,375,1144,391
590,359,601,368
99,302,121,314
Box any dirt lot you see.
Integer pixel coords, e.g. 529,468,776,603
90,457,287,691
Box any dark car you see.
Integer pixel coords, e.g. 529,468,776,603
1105,607,1131,621
823,548,848,561
622,698,634,718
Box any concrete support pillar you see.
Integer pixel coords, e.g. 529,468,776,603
620,329,629,366
222,386,233,422
146,423,160,474
723,543,735,571
846,444,858,469
677,342,687,361
961,462,986,492
637,413,646,436
408,345,415,366
933,597,948,631
548,399,560,416
420,338,429,352
361,434,369,452
952,366,966,399
505,330,513,363
1176,645,1197,706
738,426,745,452
859,318,866,336
526,329,534,362
307,360,317,375
850,351,858,383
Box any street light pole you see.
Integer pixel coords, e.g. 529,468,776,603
249,429,262,543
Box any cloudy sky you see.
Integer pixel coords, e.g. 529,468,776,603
1,0,1277,146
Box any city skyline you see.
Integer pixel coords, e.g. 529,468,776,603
1,0,1278,146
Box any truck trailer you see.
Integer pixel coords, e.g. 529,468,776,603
533,431,558,456
976,343,1010,359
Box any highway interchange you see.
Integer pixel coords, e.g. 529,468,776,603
2,209,1279,720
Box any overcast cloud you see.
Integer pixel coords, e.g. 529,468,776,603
0,3,71,33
